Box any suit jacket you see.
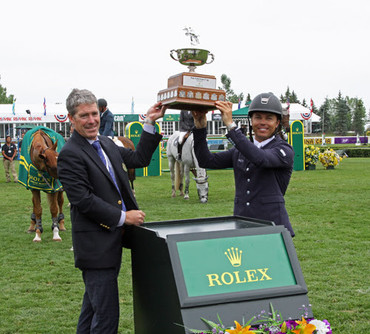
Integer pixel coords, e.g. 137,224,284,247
99,109,115,137
193,127,295,236
57,130,162,269
179,110,194,132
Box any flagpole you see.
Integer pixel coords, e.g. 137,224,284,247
322,104,325,146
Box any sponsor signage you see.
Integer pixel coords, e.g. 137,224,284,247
163,114,180,122
0,116,44,123
113,114,125,122
176,233,296,298
290,120,304,171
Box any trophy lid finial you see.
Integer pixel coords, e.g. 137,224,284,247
183,26,200,46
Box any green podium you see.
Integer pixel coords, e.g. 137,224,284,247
290,120,305,171
131,216,312,333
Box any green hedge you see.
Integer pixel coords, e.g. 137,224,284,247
344,148,370,157
331,148,370,157
317,145,370,158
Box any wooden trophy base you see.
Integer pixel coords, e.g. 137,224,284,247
157,72,226,112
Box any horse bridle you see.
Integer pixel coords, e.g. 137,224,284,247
41,146,53,155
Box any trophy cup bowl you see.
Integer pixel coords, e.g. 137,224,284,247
170,48,214,69
158,45,225,112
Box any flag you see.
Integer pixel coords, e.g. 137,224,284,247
286,98,290,113
310,98,313,113
12,98,16,115
43,97,47,116
131,97,134,114
238,98,241,109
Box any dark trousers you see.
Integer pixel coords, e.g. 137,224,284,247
77,268,120,334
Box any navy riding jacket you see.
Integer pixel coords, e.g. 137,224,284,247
193,127,295,236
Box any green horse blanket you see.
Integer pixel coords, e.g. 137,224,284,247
18,126,65,193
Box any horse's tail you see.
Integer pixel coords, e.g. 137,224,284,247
174,160,181,191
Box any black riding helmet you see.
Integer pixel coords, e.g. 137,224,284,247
248,92,282,119
98,98,107,108
247,93,282,142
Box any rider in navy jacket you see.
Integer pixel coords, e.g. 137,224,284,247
98,98,115,137
192,93,295,236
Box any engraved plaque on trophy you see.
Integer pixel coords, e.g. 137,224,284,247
157,28,226,111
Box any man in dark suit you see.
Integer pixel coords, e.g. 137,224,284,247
177,110,194,160
192,93,295,237
98,98,115,137
57,88,166,333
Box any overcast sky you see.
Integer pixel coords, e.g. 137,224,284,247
1,0,369,113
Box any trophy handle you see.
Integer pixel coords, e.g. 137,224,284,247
170,49,179,61
206,53,215,64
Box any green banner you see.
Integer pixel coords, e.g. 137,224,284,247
124,114,139,122
163,114,180,122
176,233,296,297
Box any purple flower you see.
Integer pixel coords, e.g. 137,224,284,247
323,319,332,334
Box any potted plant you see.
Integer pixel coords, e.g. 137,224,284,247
187,304,332,334
319,148,342,169
304,145,320,170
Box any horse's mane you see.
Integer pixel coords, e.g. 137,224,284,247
33,130,53,148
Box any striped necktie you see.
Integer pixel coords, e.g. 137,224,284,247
92,140,126,211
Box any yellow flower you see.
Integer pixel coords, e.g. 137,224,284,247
226,321,255,334
281,321,288,333
291,317,316,334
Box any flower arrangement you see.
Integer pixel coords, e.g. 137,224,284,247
319,148,342,169
304,145,320,169
188,304,332,334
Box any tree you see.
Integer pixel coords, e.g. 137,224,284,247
219,74,244,104
0,77,15,104
351,98,366,134
245,93,251,106
318,98,332,134
290,90,300,103
333,91,351,135
280,86,291,103
280,86,300,104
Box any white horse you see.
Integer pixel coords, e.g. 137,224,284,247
167,132,208,203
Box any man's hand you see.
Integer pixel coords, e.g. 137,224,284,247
191,111,208,129
215,101,234,127
124,210,146,226
146,102,168,123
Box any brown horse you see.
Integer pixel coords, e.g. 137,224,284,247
113,136,136,194
28,130,65,242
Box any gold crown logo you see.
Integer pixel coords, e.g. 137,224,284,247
224,247,242,267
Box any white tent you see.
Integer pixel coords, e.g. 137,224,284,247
282,103,321,133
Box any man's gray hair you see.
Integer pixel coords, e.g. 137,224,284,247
66,89,97,116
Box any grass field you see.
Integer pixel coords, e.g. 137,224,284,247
0,157,369,333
